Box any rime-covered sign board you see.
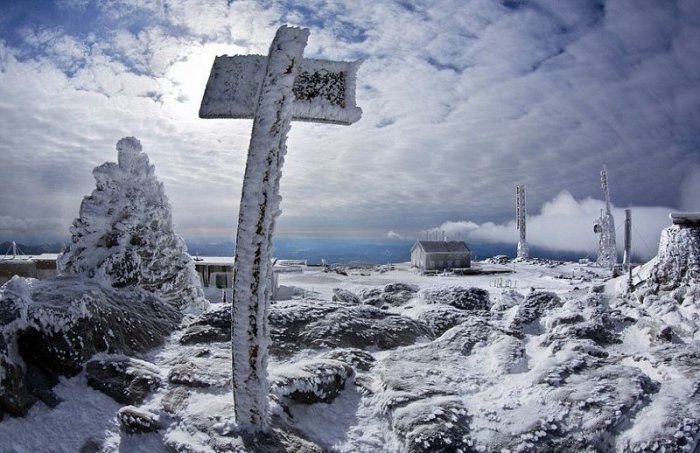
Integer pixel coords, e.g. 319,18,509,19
198,26,362,433
200,55,362,125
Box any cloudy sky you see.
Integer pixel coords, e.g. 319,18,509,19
0,0,699,257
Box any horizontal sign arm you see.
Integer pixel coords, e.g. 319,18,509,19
200,55,362,125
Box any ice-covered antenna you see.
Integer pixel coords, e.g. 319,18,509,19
601,166,612,215
595,166,617,269
515,185,529,259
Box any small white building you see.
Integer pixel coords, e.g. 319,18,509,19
410,241,471,271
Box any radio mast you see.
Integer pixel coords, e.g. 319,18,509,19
516,185,529,260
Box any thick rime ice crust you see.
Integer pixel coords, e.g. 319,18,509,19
0,276,179,416
230,26,309,432
648,225,700,291
57,137,207,314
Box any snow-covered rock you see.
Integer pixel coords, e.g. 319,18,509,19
0,276,179,416
421,286,491,310
179,304,231,345
117,405,160,434
320,348,376,372
269,300,431,357
360,282,418,308
57,137,207,314
509,290,562,334
414,304,470,337
168,361,229,388
331,288,361,304
85,355,161,405
270,358,353,404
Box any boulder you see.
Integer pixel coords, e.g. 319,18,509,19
270,358,354,404
421,286,491,310
360,283,419,308
179,324,229,345
117,406,160,434
331,288,361,304
320,348,376,372
85,356,161,405
391,395,472,453
0,277,179,417
269,300,431,357
509,291,562,334
179,305,230,345
167,362,222,388
415,304,470,337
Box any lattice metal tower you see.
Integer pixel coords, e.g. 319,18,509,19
516,185,529,260
594,166,617,269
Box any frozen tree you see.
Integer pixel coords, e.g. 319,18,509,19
58,137,207,314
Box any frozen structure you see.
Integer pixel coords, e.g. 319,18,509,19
647,213,700,291
594,166,617,269
57,137,207,313
199,25,362,432
515,185,529,260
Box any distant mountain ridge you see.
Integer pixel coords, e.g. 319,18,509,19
0,241,64,256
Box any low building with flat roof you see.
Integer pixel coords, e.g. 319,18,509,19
410,240,471,271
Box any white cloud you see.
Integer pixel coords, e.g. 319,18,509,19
386,230,404,240
0,0,698,244
429,191,672,260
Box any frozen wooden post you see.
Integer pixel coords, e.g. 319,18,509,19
199,25,362,432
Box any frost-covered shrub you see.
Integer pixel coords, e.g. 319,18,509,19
58,137,206,313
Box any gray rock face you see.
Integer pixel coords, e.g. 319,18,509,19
0,277,179,416
86,356,161,405
270,358,354,404
421,286,491,310
117,406,160,434
269,300,431,357
57,137,207,314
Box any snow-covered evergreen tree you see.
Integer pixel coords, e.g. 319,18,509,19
58,137,207,313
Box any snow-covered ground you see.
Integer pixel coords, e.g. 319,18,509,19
1,260,698,452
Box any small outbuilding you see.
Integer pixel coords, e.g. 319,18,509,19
411,240,471,271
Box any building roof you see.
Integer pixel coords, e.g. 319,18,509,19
412,241,470,254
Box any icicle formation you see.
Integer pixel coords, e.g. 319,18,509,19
594,166,617,269
515,185,529,260
57,137,208,314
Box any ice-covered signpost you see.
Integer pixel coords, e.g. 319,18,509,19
199,25,362,432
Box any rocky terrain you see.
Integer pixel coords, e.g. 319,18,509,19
1,191,699,452
1,246,698,451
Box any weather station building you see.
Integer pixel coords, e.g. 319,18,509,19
411,240,471,271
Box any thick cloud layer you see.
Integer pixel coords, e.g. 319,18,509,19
427,190,675,260
0,0,698,243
